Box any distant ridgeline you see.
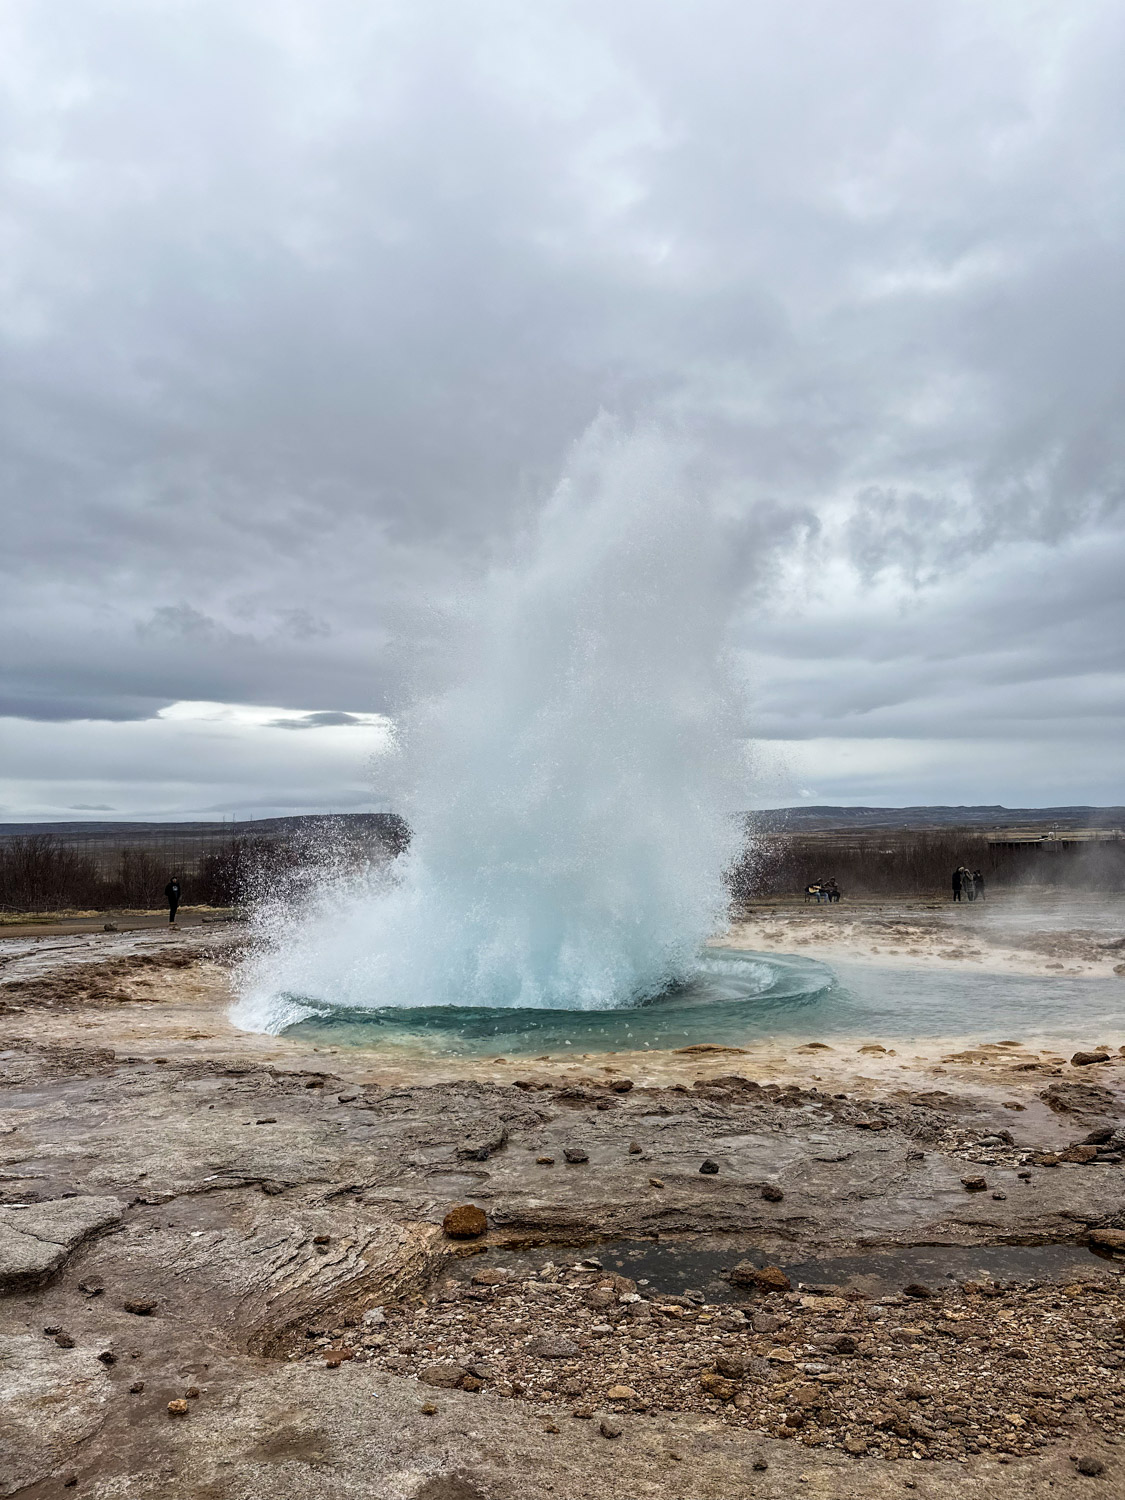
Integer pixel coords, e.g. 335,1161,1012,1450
0,814,409,914
733,807,1125,899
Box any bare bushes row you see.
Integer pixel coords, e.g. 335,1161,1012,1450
731,828,1125,900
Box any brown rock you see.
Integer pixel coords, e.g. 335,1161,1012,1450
960,1176,988,1191
628,1141,642,1153
1075,1456,1105,1476
903,1283,932,1298
563,1147,589,1164
610,1079,634,1093
700,1372,737,1400
1060,1144,1099,1163
699,1159,719,1174
599,1418,623,1438
54,1333,75,1348
442,1204,487,1239
715,1353,747,1379
607,1385,637,1401
1088,1227,1125,1253
844,1434,868,1455
1071,1052,1110,1067
167,1400,189,1417
761,1183,784,1202
730,1262,791,1292
123,1299,157,1316
536,1156,555,1165
471,1267,510,1285
129,1381,144,1394
418,1363,469,1388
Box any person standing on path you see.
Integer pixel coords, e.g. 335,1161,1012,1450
952,868,963,902
165,876,181,925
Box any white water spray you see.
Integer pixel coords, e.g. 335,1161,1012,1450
233,425,750,1030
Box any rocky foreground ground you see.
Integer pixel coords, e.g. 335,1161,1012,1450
0,922,1123,1498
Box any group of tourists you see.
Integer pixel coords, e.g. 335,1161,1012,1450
804,879,841,904
952,866,984,902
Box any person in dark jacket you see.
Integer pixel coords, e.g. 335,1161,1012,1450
952,867,963,902
973,870,985,900
165,876,181,925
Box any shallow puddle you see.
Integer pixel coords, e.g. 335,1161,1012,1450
452,1235,1120,1302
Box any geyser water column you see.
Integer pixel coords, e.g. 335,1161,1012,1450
234,424,752,1031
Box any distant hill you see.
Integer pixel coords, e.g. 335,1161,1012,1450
748,805,1125,833
3,806,1124,845
0,813,405,845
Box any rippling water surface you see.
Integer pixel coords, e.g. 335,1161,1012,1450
279,946,1123,1056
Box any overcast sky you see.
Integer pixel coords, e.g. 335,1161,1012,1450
2,0,1123,820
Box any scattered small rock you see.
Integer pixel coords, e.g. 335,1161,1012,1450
420,1402,437,1416
96,1351,116,1365
903,1283,932,1299
699,1159,719,1174
536,1156,555,1165
54,1333,75,1349
129,1381,145,1393
123,1299,156,1316
761,1183,784,1202
529,1335,582,1359
599,1418,623,1438
960,1176,988,1192
628,1141,642,1154
649,1177,664,1188
563,1148,589,1165
167,1400,189,1417
1072,1052,1110,1067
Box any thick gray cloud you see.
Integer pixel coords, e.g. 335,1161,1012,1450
1,0,1122,815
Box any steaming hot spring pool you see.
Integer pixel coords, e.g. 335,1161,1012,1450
267,948,1125,1057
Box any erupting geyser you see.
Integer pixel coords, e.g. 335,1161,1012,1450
233,426,752,1032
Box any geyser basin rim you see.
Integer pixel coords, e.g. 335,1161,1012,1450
266,949,836,1054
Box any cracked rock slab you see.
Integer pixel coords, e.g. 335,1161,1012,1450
0,1196,125,1292
0,1334,111,1496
